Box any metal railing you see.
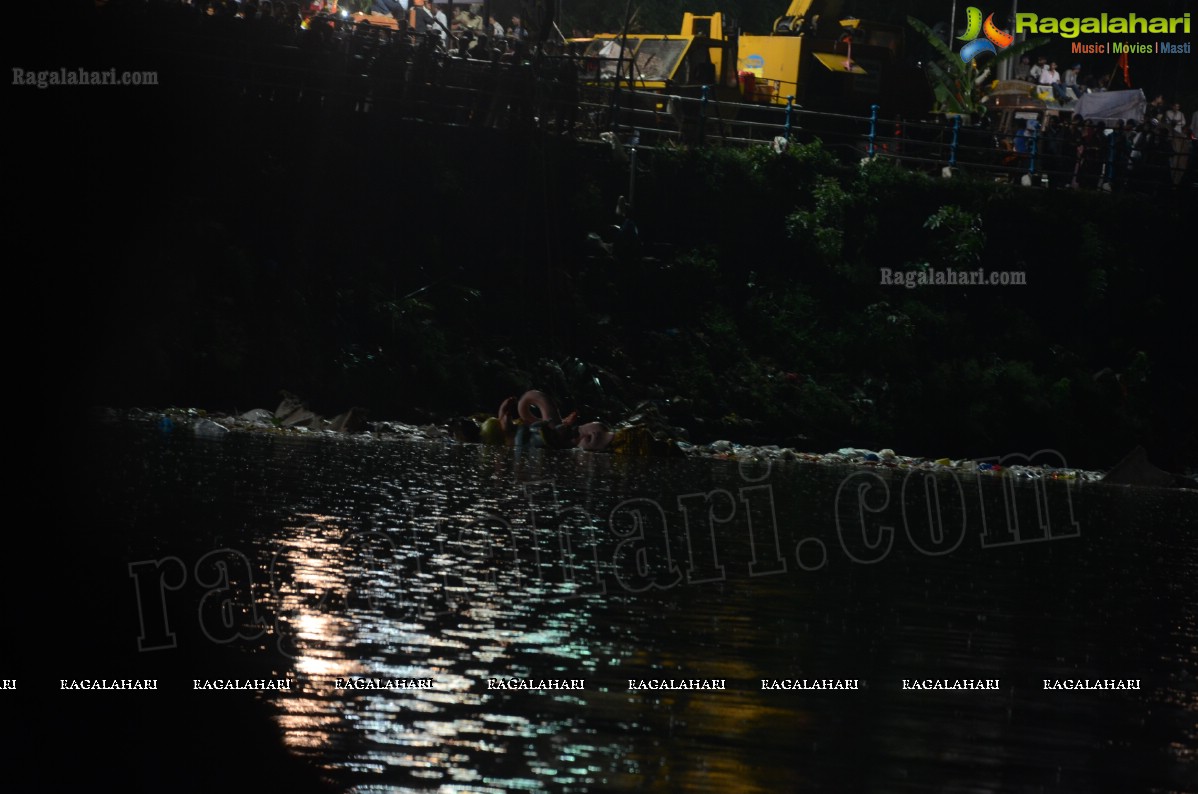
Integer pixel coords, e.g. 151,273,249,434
576,86,1195,193
94,8,1196,193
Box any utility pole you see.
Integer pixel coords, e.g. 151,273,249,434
949,0,956,53
998,0,1019,82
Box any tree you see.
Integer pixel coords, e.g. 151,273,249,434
908,15,1047,119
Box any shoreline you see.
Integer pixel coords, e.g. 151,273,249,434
105,406,1192,489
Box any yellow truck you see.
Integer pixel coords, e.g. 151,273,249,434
574,12,741,100
577,3,929,117
736,0,928,114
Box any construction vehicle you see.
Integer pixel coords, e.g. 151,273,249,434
570,13,746,143
576,3,929,118
985,80,1078,137
574,13,741,100
736,0,929,115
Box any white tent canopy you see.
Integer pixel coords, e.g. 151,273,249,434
1072,89,1147,124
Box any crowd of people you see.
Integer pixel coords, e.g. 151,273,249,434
128,0,539,55
1004,111,1193,191
1013,55,1098,104
367,2,530,51
302,0,534,50
1001,50,1196,191
90,0,590,132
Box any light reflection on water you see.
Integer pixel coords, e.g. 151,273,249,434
95,418,1197,793
267,522,621,787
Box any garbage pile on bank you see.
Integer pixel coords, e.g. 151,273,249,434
144,402,1116,485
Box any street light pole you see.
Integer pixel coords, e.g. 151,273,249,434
949,1,956,53
999,0,1019,81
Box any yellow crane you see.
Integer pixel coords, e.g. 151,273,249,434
574,3,929,118
735,0,906,108
574,12,739,98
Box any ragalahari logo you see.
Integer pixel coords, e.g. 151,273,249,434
957,7,1014,62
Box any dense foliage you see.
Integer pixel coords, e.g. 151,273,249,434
45,100,1194,471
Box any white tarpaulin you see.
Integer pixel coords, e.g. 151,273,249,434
1072,89,1146,123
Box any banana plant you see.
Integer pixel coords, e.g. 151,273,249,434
908,16,1047,119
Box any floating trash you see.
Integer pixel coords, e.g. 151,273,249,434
193,418,229,438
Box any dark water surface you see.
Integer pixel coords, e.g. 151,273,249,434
20,417,1197,793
